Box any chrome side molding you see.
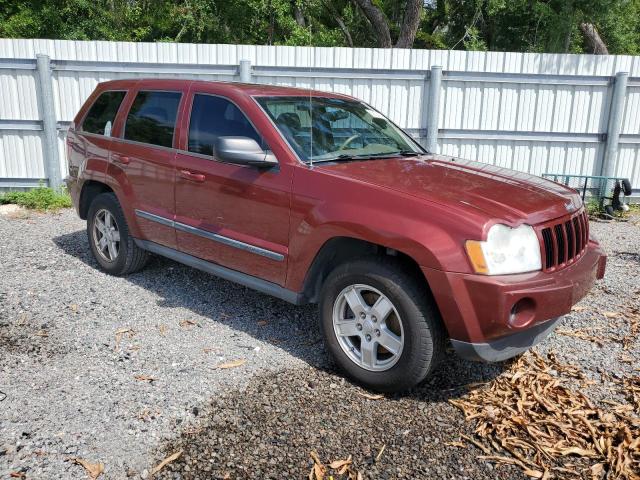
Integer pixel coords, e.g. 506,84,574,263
134,209,285,262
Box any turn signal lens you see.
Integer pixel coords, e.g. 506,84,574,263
465,240,488,274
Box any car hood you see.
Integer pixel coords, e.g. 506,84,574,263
316,154,582,225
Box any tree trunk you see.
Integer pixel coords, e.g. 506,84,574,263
322,0,353,47
335,15,354,48
352,0,392,48
395,0,422,48
580,22,609,55
292,1,306,28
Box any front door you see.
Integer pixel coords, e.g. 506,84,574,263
110,89,183,249
174,93,292,285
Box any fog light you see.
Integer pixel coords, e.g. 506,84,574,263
509,298,536,328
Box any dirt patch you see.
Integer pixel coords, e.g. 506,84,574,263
154,361,520,480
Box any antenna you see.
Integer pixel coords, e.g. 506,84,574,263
307,0,313,168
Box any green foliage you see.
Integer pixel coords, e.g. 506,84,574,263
585,199,604,217
1,0,639,54
0,186,72,211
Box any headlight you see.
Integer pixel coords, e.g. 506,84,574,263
465,224,542,275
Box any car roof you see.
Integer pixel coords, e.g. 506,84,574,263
96,78,355,100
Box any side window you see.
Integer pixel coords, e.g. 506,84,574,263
188,94,263,156
81,91,126,136
124,91,181,148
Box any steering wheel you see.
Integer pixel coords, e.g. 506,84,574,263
337,133,363,151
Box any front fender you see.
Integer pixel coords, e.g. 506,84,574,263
285,199,480,292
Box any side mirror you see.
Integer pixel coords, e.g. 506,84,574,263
214,136,277,168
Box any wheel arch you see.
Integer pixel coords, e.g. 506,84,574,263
300,236,434,305
78,180,115,220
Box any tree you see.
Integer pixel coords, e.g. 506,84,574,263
2,0,640,55
351,0,423,48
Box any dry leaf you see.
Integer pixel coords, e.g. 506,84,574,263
590,463,604,479
69,304,78,313
257,320,268,326
445,441,466,448
460,434,491,454
71,458,104,479
309,451,326,480
328,456,352,470
158,324,168,336
150,450,183,476
571,305,587,312
179,319,197,328
183,425,204,435
375,444,386,462
356,391,384,400
450,351,640,480
523,468,544,478
213,359,246,370
115,327,135,350
34,330,49,337
134,375,155,382
556,328,605,347
9,473,26,479
602,311,620,318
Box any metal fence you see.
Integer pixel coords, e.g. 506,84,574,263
0,39,639,198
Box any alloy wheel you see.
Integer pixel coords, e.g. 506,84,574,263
332,284,405,372
92,208,120,262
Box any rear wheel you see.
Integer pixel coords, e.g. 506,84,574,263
319,257,445,392
87,192,148,276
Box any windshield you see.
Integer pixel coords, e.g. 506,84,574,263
255,96,424,163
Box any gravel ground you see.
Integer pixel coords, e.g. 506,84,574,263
0,208,638,479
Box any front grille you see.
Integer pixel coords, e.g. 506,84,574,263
539,210,589,271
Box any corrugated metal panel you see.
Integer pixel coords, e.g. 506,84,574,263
0,39,638,194
0,132,45,178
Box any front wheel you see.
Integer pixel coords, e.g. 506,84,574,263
319,258,445,393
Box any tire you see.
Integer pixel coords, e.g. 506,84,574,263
87,192,149,276
622,178,632,196
604,204,615,217
319,257,446,393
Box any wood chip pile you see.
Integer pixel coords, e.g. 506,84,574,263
450,351,640,479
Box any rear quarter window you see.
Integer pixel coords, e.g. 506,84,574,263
124,91,182,148
81,90,126,136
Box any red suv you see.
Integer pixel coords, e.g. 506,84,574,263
66,79,606,392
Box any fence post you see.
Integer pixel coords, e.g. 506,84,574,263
425,65,442,154
600,71,628,196
239,59,252,83
36,54,62,189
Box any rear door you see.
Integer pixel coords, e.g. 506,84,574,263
109,87,185,249
173,92,292,285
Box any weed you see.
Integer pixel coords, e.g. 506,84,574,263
0,185,72,211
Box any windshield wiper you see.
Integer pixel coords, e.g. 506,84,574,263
309,154,371,164
394,150,423,156
308,150,423,164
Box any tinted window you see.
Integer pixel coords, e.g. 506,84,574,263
188,94,263,156
81,91,126,136
124,91,181,148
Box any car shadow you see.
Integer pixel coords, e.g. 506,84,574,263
53,229,509,402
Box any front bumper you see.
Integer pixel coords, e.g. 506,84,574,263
450,317,561,362
422,241,606,359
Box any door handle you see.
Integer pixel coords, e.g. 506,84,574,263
113,154,130,165
180,169,205,182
